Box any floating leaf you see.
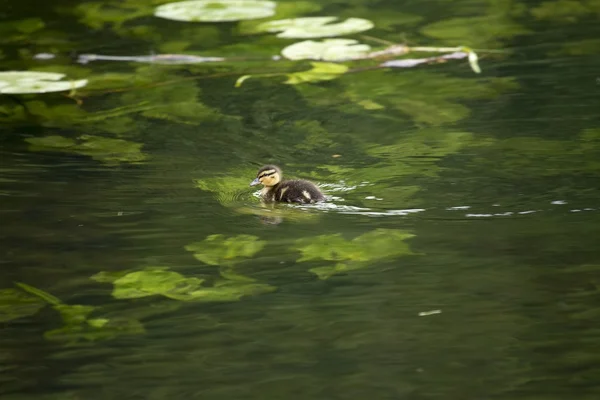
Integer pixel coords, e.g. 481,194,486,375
282,39,371,61
110,267,204,299
185,234,266,265
0,288,46,322
238,1,322,34
256,16,373,38
285,62,348,85
26,134,147,164
0,71,87,94
154,0,276,22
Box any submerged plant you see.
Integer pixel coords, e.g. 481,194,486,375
236,61,348,87
0,288,46,322
13,283,144,344
294,229,416,279
26,134,147,164
185,234,266,266
92,264,275,303
92,267,204,300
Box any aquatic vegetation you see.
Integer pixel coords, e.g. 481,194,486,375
92,267,205,299
92,265,275,302
297,69,517,125
26,134,147,164
294,229,416,279
13,283,144,344
284,62,349,84
237,61,349,87
531,0,590,22
154,0,277,22
421,15,529,47
0,71,87,94
238,1,322,34
167,279,276,302
256,16,374,38
282,39,371,61
184,234,266,266
0,288,45,322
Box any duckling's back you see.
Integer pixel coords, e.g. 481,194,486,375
273,179,325,204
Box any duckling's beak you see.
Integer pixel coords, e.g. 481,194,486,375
250,178,261,187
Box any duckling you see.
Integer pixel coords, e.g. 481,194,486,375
250,165,325,204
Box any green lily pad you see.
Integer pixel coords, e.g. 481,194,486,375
0,288,46,322
26,134,147,164
110,267,204,299
154,0,276,22
0,71,87,94
256,16,374,38
282,39,371,61
285,62,348,85
185,234,266,265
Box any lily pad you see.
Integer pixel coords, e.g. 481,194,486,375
26,134,147,164
110,267,204,299
256,16,374,38
282,39,371,61
0,71,87,94
0,288,46,322
285,62,348,85
185,234,266,265
154,0,276,22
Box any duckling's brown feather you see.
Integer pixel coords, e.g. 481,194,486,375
251,165,325,204
268,179,325,204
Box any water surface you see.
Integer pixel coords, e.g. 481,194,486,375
2,0,600,399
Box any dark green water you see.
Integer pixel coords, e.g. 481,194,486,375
2,0,600,399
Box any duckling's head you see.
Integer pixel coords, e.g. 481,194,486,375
250,165,281,187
